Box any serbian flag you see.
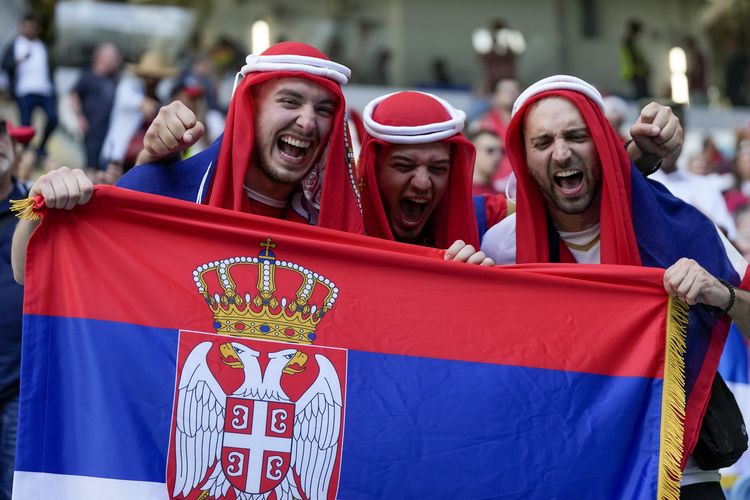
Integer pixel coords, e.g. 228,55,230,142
15,186,690,499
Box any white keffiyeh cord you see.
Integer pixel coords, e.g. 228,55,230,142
512,75,604,117
362,91,466,144
232,53,351,95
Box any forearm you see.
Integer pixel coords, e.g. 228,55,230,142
135,147,180,166
730,288,750,339
11,218,39,284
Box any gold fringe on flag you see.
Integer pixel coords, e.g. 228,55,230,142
9,198,40,221
657,297,688,500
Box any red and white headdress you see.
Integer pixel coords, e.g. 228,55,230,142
506,74,639,264
208,42,362,234
358,91,479,248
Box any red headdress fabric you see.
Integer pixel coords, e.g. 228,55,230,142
205,42,363,234
505,76,640,264
358,91,479,248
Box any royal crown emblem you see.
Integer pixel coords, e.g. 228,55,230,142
193,238,338,343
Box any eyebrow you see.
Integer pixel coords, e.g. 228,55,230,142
275,88,336,107
530,126,589,142
390,154,451,165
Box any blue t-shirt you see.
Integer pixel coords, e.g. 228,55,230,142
0,179,29,403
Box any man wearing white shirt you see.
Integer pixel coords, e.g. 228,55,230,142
479,75,749,498
1,15,57,158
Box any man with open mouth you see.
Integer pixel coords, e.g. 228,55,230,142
11,42,365,283
479,75,750,498
358,91,492,265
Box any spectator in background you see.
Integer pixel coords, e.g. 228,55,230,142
0,118,34,500
470,129,503,195
700,136,727,174
69,43,122,177
724,141,750,214
1,15,57,160
178,54,225,143
472,77,520,191
99,51,177,172
725,36,748,107
651,144,737,241
473,19,524,92
620,19,651,99
685,36,708,105
602,95,630,143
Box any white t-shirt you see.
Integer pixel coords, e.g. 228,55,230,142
13,36,53,97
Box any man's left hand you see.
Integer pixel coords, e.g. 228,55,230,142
663,258,731,308
444,240,494,266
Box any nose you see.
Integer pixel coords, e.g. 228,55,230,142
295,105,316,135
410,166,431,192
551,139,572,164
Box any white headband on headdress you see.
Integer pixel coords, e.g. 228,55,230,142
363,91,466,144
231,53,352,95
511,75,604,117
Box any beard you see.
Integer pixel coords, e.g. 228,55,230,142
531,154,601,216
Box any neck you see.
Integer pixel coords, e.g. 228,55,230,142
548,205,601,233
245,163,295,202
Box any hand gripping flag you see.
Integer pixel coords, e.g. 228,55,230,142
15,186,694,499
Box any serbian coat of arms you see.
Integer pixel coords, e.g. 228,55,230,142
166,239,347,500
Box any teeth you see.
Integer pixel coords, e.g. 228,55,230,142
406,198,429,204
280,136,311,148
555,170,580,178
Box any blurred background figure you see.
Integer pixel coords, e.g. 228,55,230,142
725,36,748,107
602,94,631,143
724,140,750,214
100,51,177,173
472,19,525,93
1,14,56,161
685,36,708,105
69,42,121,176
471,77,519,192
651,145,737,241
470,128,504,195
620,19,650,99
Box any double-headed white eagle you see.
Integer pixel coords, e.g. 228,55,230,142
172,341,343,500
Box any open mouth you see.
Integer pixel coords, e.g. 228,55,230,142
277,135,311,161
553,169,584,195
399,197,430,225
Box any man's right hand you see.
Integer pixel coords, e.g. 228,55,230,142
31,166,94,209
138,100,206,164
12,166,94,284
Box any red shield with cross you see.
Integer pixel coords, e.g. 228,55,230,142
221,397,294,493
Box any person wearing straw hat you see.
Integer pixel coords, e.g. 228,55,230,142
476,74,749,498
0,117,34,500
99,51,178,171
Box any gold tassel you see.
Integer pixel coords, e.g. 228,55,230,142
658,297,688,500
9,198,40,221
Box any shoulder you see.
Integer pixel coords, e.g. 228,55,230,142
117,136,222,202
480,212,517,265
